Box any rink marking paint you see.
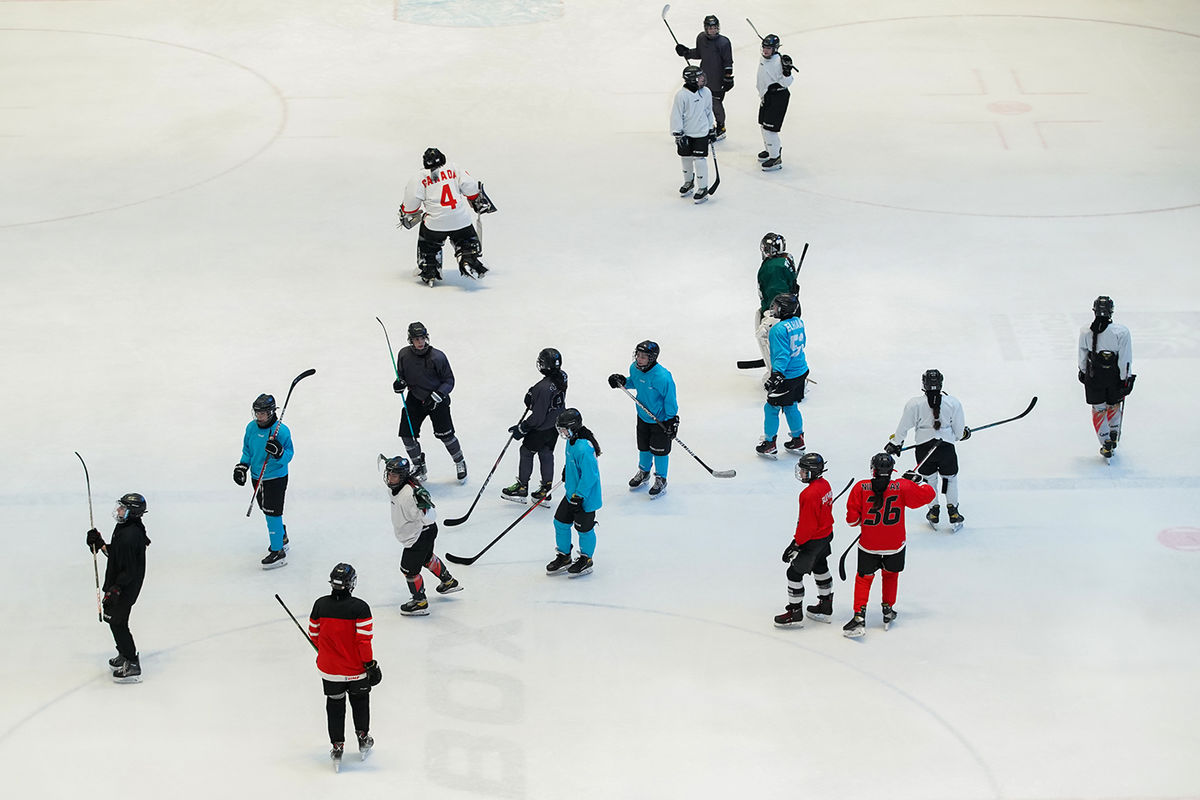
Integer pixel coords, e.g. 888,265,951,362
1158,527,1200,552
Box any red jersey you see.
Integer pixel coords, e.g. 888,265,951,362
845,478,936,553
793,476,834,545
309,593,374,681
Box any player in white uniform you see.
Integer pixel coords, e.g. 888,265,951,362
886,369,971,531
1078,295,1134,459
670,65,716,204
398,147,496,286
756,34,794,171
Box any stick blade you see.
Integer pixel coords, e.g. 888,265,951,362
293,368,317,383
711,469,737,479
443,517,468,528
737,359,765,369
444,552,475,566
662,4,670,18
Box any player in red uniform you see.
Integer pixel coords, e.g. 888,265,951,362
309,563,381,770
842,453,936,638
774,453,835,627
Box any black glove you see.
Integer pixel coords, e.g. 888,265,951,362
782,541,801,563
608,373,626,389
707,128,718,143
721,73,734,92
508,422,526,441
1077,370,1087,384
662,416,680,439
265,437,284,459
87,528,105,551
233,463,249,486
960,426,972,441
765,372,784,392
780,54,793,76
568,494,584,509
393,377,407,393
423,392,444,412
901,471,924,484
1123,374,1137,396
884,442,902,457
365,659,383,686
675,43,689,57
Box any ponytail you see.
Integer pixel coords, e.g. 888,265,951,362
574,425,602,457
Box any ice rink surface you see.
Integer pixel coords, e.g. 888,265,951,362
2,1,1198,798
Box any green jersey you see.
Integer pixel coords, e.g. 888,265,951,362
757,255,798,314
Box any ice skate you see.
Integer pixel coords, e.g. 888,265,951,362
926,504,940,530
400,597,429,616
648,476,668,499
357,732,374,761
783,434,805,455
455,459,468,484
108,654,127,671
773,604,805,628
331,742,344,772
693,186,709,204
111,657,142,683
567,554,593,577
281,532,289,552
628,468,651,490
679,179,694,198
805,594,834,623
412,454,428,481
530,482,553,505
882,603,897,631
435,576,462,595
842,610,866,639
260,549,287,570
757,150,769,161
947,504,964,533
500,479,528,504
756,437,778,460
1100,439,1116,460
761,155,782,171
546,550,572,575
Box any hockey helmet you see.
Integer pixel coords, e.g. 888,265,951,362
682,65,706,89
330,563,357,594
771,293,800,320
870,452,895,479
537,347,562,374
922,369,944,393
423,147,446,170
760,232,786,259
556,408,583,439
633,340,660,371
1093,295,1114,320
795,453,826,483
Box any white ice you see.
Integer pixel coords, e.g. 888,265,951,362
2,1,1198,798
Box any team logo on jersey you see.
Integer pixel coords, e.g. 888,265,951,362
421,169,457,188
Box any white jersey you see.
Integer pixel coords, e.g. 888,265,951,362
669,86,715,137
757,54,794,98
400,162,480,232
1078,322,1132,378
894,393,967,447
389,483,434,548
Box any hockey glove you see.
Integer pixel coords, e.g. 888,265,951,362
901,471,924,484
765,372,785,392
567,494,584,509
423,392,444,412
86,528,105,552
1123,374,1137,396
780,54,794,76
365,659,383,686
782,541,801,563
662,416,680,439
1077,370,1087,384
508,423,527,441
884,442,902,457
233,463,249,486
960,426,972,441
265,437,284,459
707,128,718,143
675,43,690,57
721,73,734,92
398,209,421,230
393,377,407,393
607,373,627,389
468,184,497,214
412,484,434,512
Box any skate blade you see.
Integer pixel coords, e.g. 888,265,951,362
773,619,804,629
400,607,430,617
883,622,892,631
762,164,782,172
806,613,832,624
112,675,142,684
843,629,865,639
546,568,570,576
261,559,288,570
436,584,464,595
567,567,593,578
693,195,709,205
332,758,341,773
500,494,529,504
629,484,649,492
927,520,938,531
951,522,964,533
756,451,779,460
360,749,371,762
648,490,667,500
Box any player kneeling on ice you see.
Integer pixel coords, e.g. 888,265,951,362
546,409,602,577
397,147,496,286
757,293,808,458
886,369,970,531
774,454,835,627
1078,295,1134,460
502,348,568,505
842,454,936,638
608,340,679,499
308,564,380,770
234,393,294,569
385,456,460,616
87,493,150,683
671,65,717,203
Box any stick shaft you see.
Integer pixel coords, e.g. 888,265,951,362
276,593,318,652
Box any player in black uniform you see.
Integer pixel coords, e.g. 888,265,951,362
86,493,151,683
502,348,568,505
392,321,467,483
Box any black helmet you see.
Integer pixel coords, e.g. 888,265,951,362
870,452,895,479
703,14,720,28
330,563,357,594
556,408,583,438
682,65,705,89
253,393,276,413
117,492,147,519
384,455,411,484
537,347,562,374
922,369,944,393
762,34,781,51
407,321,429,343
633,340,660,371
795,453,826,483
1093,295,1114,320
760,232,786,259
423,147,446,170
771,293,800,320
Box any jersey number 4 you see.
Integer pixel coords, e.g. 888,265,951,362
440,184,457,209
862,495,902,526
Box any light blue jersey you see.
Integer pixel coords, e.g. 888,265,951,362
625,362,679,423
768,317,808,378
563,437,602,513
240,420,293,480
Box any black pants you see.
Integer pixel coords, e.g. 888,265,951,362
786,535,832,582
254,474,288,517
106,593,138,660
323,677,371,743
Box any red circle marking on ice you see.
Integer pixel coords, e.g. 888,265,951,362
987,101,1033,115
1158,527,1200,551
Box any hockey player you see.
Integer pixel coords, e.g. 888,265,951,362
756,34,794,171
670,65,717,203
774,454,835,627
674,14,734,139
842,454,936,638
754,232,800,365
757,294,808,458
502,348,568,505
397,147,495,286
885,369,970,531
392,321,467,483
86,493,150,683
1078,296,1134,459
308,563,380,770
233,393,294,569
607,340,679,499
384,455,461,616
546,409,602,577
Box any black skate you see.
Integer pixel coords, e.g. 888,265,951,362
756,437,778,460
567,554,593,577
693,186,709,204
648,476,668,499
108,654,127,671
843,610,866,639
882,603,897,631
679,179,694,197
783,434,805,455
947,504,964,533
412,454,428,481
757,150,770,161
1100,439,1116,460
926,504,940,530
501,480,528,504
629,468,651,490
773,604,805,628
546,550,572,575
805,594,834,623
435,576,462,595
112,657,142,684
455,459,468,484
331,742,344,772
357,732,374,761
260,549,287,570
530,482,553,505
761,155,782,172
282,532,289,552
400,597,429,616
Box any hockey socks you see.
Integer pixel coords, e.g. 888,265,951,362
853,572,875,613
